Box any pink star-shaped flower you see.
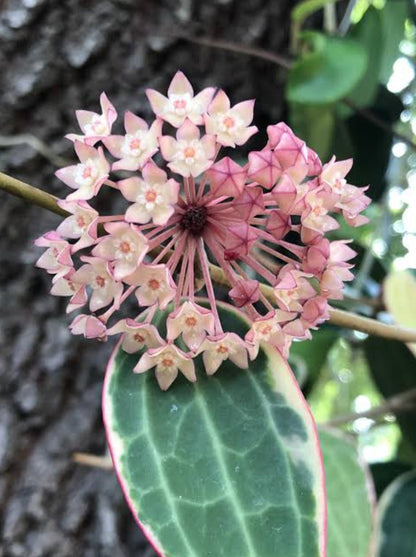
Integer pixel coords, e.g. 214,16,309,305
205,90,257,147
35,231,73,280
196,333,249,375
274,264,316,312
50,270,87,313
245,310,296,359
66,92,117,145
56,200,98,251
56,141,109,200
72,256,123,312
92,222,148,280
167,301,215,350
103,112,162,172
134,343,196,390
146,71,215,128
125,264,176,309
119,161,179,226
159,119,216,178
107,319,164,353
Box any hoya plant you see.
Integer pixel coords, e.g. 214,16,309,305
1,69,415,556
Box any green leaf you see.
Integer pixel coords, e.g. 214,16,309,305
103,302,326,557
287,32,368,105
384,270,416,356
348,7,383,108
319,429,374,557
289,103,335,160
374,471,416,556
364,336,416,448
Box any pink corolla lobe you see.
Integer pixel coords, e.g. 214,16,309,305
35,70,370,390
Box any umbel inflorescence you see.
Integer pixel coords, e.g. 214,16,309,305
35,71,370,390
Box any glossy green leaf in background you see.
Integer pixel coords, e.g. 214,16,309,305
319,429,374,557
287,32,368,105
375,471,416,556
103,303,326,557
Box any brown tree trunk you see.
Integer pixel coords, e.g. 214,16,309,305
0,0,296,554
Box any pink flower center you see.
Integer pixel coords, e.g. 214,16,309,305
77,216,86,228
223,116,235,129
134,332,145,343
145,190,157,203
260,325,272,336
82,166,92,179
162,357,174,368
185,316,197,327
184,147,196,158
130,138,141,151
148,278,160,291
120,241,131,254
96,275,106,288
217,345,229,355
174,99,187,109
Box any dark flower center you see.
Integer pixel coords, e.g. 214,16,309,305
181,205,208,236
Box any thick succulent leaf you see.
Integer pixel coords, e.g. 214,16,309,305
319,429,374,557
103,302,326,557
375,471,416,556
384,270,416,356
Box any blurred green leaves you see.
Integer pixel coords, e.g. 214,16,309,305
287,32,368,105
288,2,407,200
320,429,374,557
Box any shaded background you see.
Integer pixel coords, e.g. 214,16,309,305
0,1,298,555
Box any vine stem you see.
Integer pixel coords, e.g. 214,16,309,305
2,171,416,343
0,171,69,217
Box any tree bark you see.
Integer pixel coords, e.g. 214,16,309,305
0,0,296,554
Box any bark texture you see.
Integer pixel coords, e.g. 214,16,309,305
0,0,295,554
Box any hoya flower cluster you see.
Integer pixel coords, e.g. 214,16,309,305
35,71,370,390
